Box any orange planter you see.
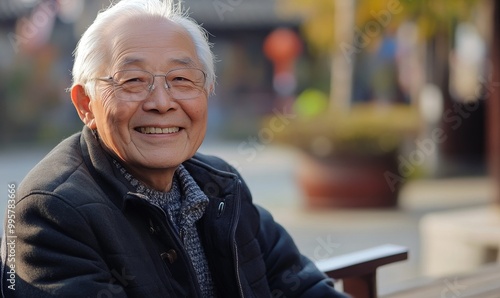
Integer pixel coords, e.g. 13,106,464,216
296,152,400,208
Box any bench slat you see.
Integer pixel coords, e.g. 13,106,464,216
317,244,409,278
317,244,409,298
382,263,500,298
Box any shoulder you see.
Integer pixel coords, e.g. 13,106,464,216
189,152,237,174
187,152,257,199
16,132,105,208
19,133,81,193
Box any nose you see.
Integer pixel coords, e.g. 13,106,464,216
142,77,177,113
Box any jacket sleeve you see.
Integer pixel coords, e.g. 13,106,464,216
255,206,349,298
1,192,127,298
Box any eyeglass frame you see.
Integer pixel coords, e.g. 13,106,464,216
93,67,208,101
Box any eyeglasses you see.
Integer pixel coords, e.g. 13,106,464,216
95,68,206,102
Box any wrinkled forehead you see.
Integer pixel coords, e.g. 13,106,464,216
101,15,200,73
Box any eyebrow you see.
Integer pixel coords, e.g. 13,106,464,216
117,57,197,69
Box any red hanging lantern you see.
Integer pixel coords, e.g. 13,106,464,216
263,27,302,75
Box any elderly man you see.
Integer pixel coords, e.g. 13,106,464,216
1,0,346,297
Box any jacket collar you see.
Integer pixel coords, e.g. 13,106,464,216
79,127,134,210
79,126,240,214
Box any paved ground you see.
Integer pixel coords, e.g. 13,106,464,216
0,141,494,295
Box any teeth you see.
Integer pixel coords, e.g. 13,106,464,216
139,127,180,134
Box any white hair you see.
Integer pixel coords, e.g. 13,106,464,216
71,0,215,99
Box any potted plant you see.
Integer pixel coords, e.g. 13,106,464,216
269,90,420,208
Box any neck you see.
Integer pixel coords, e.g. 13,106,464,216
100,141,177,192
128,166,176,192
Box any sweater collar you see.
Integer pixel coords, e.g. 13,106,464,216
112,158,209,233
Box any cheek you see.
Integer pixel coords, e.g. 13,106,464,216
193,102,208,138
97,92,135,133
100,86,114,102
100,87,118,113
194,99,208,122
198,105,208,122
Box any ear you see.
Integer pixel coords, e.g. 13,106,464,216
71,85,96,129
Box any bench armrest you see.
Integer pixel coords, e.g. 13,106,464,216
316,244,409,298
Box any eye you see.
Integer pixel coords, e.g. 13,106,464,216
114,72,151,93
123,77,145,83
166,69,205,88
113,70,151,86
169,76,196,87
172,76,190,82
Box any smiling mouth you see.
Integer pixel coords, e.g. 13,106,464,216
137,127,180,134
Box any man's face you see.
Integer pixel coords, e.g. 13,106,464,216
78,17,208,189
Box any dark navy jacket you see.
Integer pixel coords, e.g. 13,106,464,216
1,127,346,297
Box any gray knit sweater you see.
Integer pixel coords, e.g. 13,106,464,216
113,160,216,297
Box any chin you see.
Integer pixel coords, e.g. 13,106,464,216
132,147,194,168
144,157,186,170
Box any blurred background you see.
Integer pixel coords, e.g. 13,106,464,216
1,0,499,295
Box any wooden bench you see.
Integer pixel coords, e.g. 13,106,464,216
319,244,500,298
317,244,409,298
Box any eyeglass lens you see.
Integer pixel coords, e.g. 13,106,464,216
111,68,205,101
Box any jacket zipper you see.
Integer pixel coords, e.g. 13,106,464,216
141,197,203,297
231,180,245,298
233,241,244,298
